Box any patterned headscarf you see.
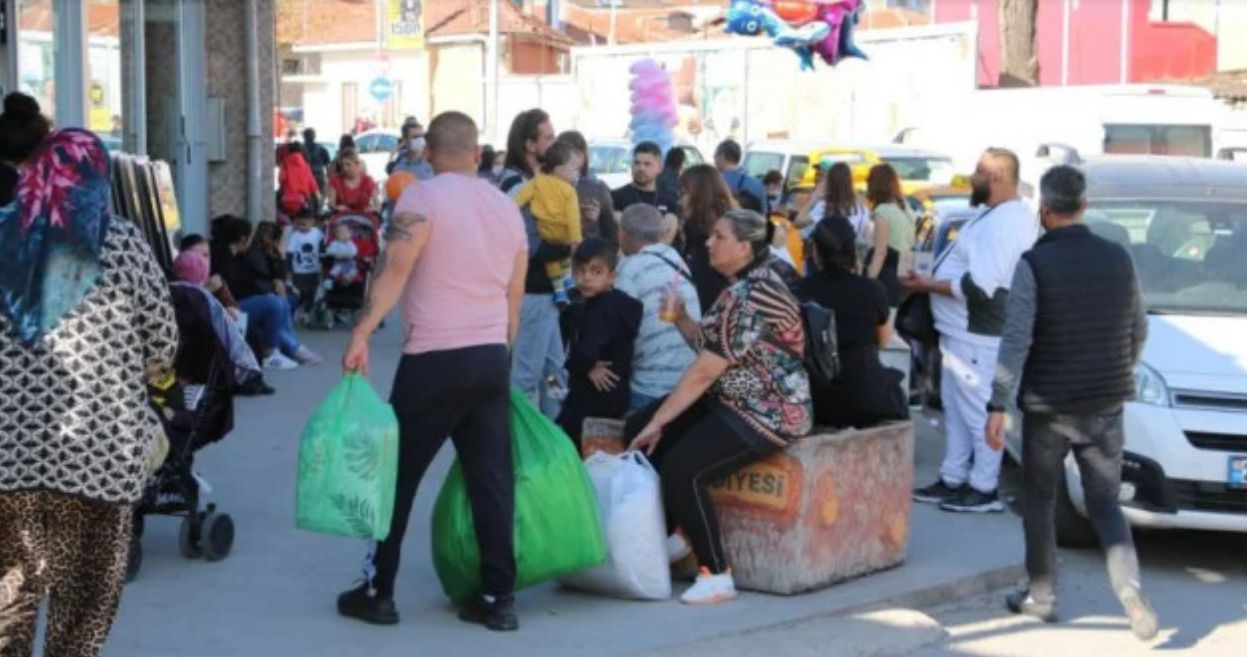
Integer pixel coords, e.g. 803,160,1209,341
0,129,112,344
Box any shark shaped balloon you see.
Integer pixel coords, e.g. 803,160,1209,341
725,0,867,71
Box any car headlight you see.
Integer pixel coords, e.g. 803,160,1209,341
1134,362,1170,407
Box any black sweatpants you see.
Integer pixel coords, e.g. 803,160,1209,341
370,345,516,600
292,273,321,314
1022,411,1142,604
626,399,777,574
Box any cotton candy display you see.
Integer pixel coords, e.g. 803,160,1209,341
628,59,679,155
726,0,867,71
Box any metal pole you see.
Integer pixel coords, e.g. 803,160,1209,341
609,1,617,46
1061,0,1070,86
2,0,18,96
55,0,88,128
244,0,262,223
488,0,500,144
128,0,147,154
376,0,384,53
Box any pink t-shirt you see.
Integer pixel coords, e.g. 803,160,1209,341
394,172,526,355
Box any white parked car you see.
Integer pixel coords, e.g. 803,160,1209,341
588,140,705,191
1002,154,1247,543
353,129,402,184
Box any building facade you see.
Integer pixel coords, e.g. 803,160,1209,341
1,0,277,237
933,0,1217,88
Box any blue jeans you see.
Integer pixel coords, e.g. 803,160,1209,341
511,293,565,418
238,293,300,357
629,391,662,412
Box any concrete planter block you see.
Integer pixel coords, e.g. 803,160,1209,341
709,421,915,595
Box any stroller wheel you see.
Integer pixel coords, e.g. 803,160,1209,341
201,512,235,562
125,534,143,583
179,515,202,559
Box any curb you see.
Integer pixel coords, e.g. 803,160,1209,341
840,562,1027,615
622,561,1025,657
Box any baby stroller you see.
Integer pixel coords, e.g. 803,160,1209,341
127,285,239,581
309,211,381,329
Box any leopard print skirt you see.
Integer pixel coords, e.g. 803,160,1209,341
0,491,131,657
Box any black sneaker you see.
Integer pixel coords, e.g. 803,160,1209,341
458,594,519,632
939,488,1006,513
913,479,964,504
1120,588,1159,641
337,584,399,625
234,377,276,397
1006,590,1058,623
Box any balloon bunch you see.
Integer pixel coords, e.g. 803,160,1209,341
725,0,867,71
628,59,679,155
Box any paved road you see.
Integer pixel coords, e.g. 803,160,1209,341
908,525,1247,656
95,319,1246,656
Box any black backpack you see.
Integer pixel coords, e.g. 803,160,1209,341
795,301,841,387
732,173,766,213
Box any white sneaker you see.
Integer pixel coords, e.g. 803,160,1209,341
667,533,692,563
293,346,323,366
263,352,299,370
680,568,737,606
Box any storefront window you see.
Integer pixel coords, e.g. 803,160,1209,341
16,0,56,119
87,0,123,148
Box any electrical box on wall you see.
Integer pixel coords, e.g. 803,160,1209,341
206,97,227,163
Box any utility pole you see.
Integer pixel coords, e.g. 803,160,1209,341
610,1,617,46
489,0,500,144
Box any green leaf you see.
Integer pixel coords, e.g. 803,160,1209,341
330,493,376,538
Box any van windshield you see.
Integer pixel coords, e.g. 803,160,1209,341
743,152,784,179
1085,201,1247,315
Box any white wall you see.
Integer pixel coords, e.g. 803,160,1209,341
298,49,431,137
567,23,978,155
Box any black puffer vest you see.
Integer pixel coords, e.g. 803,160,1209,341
1020,224,1138,414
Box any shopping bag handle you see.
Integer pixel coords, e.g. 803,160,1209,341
621,450,658,475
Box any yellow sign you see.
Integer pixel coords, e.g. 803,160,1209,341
384,0,425,51
710,456,803,521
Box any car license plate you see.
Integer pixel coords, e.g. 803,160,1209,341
1231,456,1247,489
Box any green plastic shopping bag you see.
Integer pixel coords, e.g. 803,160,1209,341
296,373,399,541
431,389,607,603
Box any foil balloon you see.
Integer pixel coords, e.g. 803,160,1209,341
725,0,867,70
628,59,678,154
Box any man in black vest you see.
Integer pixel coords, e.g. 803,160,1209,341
986,165,1157,641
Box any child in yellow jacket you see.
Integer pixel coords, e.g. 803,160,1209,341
514,141,583,305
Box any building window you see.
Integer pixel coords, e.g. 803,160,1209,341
87,0,122,147
17,0,56,119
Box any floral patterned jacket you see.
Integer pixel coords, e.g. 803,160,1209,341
701,262,813,446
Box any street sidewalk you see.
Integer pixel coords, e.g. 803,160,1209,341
105,321,1023,657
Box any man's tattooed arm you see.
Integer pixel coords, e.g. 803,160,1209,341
350,211,431,337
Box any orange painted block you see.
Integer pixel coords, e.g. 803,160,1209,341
708,422,915,595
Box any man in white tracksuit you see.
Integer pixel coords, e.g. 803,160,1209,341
906,148,1039,513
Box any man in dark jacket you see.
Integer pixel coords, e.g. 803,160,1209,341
986,165,1157,641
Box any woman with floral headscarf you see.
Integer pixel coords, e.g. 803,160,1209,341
0,129,178,656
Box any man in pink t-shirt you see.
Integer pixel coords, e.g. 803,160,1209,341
339,112,528,632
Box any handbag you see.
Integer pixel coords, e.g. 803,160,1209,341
894,206,997,347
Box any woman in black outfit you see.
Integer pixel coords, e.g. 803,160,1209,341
678,164,737,313
796,216,909,428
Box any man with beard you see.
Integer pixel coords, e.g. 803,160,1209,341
904,148,1039,513
612,141,679,216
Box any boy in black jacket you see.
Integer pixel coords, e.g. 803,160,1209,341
557,238,643,446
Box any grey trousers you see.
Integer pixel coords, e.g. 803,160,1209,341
1022,411,1143,603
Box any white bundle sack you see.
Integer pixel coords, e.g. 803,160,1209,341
561,451,671,600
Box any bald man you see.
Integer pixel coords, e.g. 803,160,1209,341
905,148,1039,514
340,111,528,631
